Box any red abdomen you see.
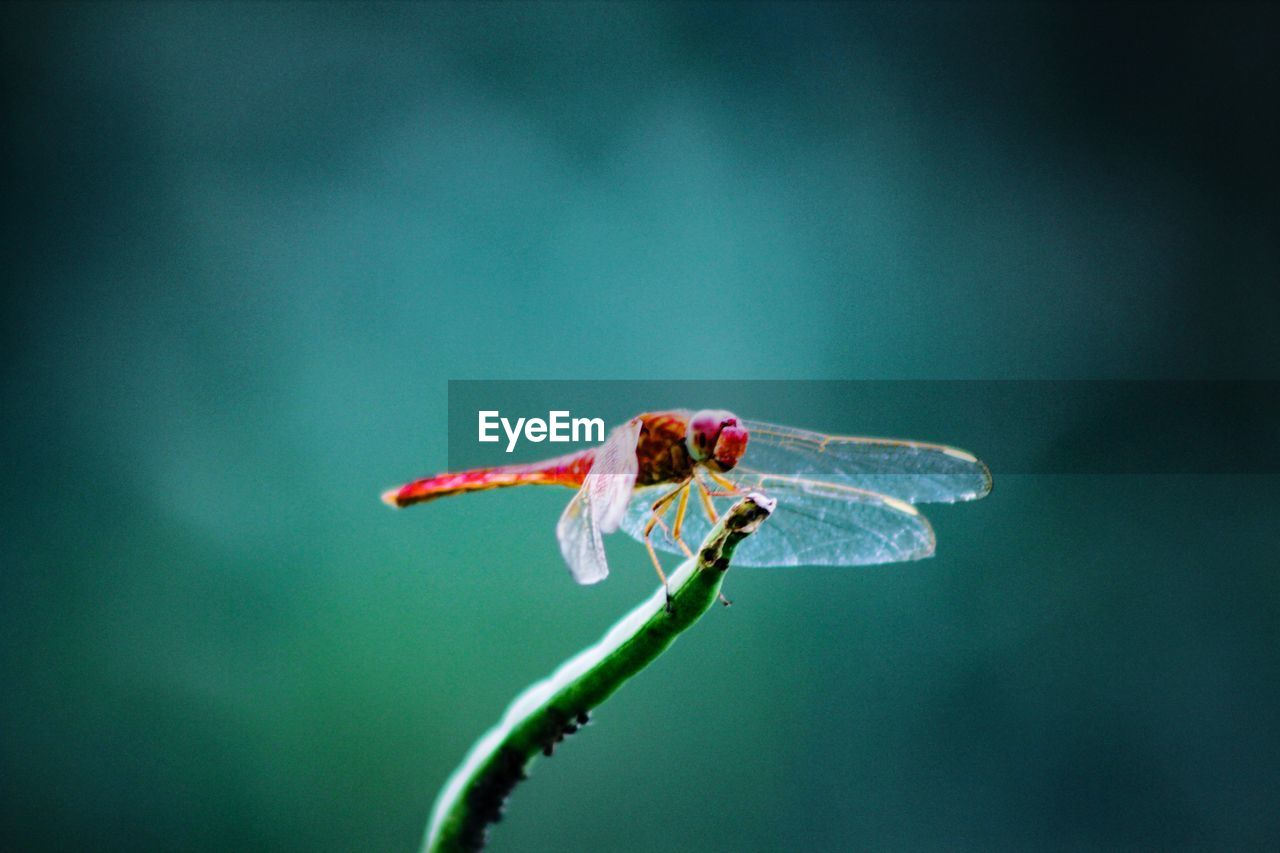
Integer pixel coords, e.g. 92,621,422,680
383,411,695,508
383,450,594,508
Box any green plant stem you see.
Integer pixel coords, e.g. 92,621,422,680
422,492,776,852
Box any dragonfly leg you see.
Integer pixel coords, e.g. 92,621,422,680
641,526,672,611
705,469,738,490
695,474,734,607
693,475,720,525
643,480,694,612
655,512,696,558
647,481,688,544
702,467,749,497
643,497,676,609
670,481,692,542
650,512,692,558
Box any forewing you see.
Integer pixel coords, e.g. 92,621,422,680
588,417,643,533
738,419,992,504
620,475,935,567
555,417,643,585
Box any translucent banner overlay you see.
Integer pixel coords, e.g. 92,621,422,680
444,380,1279,474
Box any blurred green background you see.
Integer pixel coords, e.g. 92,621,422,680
3,2,1278,850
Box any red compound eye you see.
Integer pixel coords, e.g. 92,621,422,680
713,421,748,471
686,409,745,468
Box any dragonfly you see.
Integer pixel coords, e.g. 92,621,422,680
383,410,991,592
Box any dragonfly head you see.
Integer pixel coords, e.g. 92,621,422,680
686,409,749,472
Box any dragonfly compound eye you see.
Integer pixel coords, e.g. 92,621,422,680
686,409,731,462
686,409,747,470
712,418,748,471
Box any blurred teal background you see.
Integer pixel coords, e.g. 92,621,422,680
3,2,1278,850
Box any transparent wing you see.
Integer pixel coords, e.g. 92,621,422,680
620,475,935,568
588,417,643,533
557,486,609,584
738,419,992,504
555,418,642,584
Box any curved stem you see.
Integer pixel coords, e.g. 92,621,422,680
423,493,776,852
